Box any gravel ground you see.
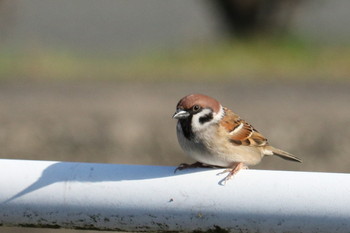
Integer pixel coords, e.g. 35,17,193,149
1,80,350,233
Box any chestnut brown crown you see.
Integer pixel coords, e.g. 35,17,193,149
176,94,221,113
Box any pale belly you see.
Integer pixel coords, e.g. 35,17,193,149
176,124,263,167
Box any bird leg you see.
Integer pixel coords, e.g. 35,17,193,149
174,162,219,173
217,162,248,184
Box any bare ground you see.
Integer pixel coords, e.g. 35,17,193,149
1,80,350,233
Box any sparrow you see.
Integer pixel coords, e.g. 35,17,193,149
172,94,302,182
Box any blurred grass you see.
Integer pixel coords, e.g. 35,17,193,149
1,38,349,82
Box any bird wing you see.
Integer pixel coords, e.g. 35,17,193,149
220,107,268,147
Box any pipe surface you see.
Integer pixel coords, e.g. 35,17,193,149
0,159,350,232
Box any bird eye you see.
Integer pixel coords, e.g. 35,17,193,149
192,105,200,112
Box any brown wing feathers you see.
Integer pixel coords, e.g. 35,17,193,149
221,107,267,147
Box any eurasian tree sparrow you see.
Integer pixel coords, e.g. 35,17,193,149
173,94,302,182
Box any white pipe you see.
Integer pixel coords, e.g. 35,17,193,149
0,159,349,232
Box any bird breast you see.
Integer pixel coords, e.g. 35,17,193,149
176,122,263,167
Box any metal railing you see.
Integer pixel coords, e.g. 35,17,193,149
0,159,349,232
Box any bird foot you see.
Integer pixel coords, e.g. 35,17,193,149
174,162,218,173
217,162,248,185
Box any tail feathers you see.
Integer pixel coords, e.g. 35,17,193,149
265,146,302,163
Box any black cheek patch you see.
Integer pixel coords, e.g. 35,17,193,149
199,113,213,124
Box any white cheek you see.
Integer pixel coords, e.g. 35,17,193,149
191,106,224,132
213,106,224,122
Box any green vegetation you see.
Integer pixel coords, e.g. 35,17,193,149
1,39,349,82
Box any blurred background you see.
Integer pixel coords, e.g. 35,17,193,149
1,0,350,232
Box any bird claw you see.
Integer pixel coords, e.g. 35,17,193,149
174,162,215,173
217,162,248,185
174,163,191,173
